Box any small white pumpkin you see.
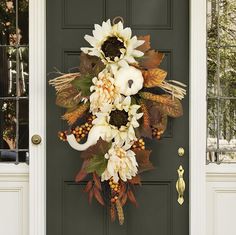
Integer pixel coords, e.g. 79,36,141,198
114,66,144,96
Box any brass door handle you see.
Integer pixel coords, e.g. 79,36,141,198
176,165,185,205
31,134,42,145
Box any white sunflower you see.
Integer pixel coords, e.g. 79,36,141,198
92,96,143,146
89,69,121,114
101,143,138,183
81,19,144,67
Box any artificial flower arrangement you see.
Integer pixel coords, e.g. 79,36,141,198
49,20,186,225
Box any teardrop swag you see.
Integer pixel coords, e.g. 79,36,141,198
49,19,186,225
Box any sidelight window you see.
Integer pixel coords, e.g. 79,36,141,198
0,0,29,163
207,0,236,163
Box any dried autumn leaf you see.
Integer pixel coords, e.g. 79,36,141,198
94,187,105,206
142,68,167,88
139,50,164,69
139,100,152,138
140,92,174,106
137,35,151,53
120,193,128,206
75,159,89,182
93,172,102,191
62,102,90,125
81,138,112,160
156,95,183,118
79,52,105,76
56,86,81,108
119,181,127,199
88,188,94,204
127,190,138,207
128,175,141,185
84,180,93,193
134,149,154,173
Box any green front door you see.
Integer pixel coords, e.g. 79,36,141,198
46,0,189,234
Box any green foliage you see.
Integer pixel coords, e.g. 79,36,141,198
72,74,94,97
86,155,108,176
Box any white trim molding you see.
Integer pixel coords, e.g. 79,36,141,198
190,0,207,234
29,0,207,235
29,0,46,235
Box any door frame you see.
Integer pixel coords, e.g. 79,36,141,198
29,0,207,234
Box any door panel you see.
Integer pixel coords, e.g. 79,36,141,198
47,0,189,234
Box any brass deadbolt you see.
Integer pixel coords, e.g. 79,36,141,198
178,147,185,157
31,134,42,145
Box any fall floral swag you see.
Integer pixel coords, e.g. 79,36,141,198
49,20,186,225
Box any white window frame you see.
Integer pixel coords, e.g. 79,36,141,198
29,0,207,234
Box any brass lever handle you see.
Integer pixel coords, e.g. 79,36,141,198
176,165,185,205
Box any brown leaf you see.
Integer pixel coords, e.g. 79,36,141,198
137,35,151,53
139,100,152,138
75,159,89,182
94,187,105,206
93,172,102,191
84,180,93,193
110,204,116,222
120,193,128,206
134,149,154,173
62,102,90,125
142,68,167,88
88,188,94,204
81,138,112,159
128,175,142,185
119,181,127,199
127,190,138,207
56,86,81,108
139,50,164,69
79,52,105,76
156,95,183,118
140,92,175,106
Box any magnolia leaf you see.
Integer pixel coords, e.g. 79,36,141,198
134,149,154,173
128,175,141,185
137,35,151,53
120,193,128,206
79,52,105,76
75,159,89,182
142,68,167,88
139,50,164,69
88,188,94,204
127,190,138,207
156,95,183,118
72,74,94,97
94,187,105,206
81,139,112,160
86,155,108,176
56,86,81,108
93,172,102,191
62,102,90,125
84,180,93,193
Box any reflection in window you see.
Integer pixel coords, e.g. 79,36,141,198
0,0,29,163
207,0,236,163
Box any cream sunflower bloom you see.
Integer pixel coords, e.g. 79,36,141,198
81,19,144,67
101,143,138,183
89,69,121,114
92,96,143,146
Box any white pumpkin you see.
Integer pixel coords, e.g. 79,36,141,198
114,66,144,96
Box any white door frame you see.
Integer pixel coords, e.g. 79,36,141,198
29,0,207,234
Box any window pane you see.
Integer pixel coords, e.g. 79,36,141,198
18,0,29,45
0,0,17,45
219,47,236,97
19,47,29,96
219,0,236,46
19,99,28,149
0,47,17,97
0,100,16,150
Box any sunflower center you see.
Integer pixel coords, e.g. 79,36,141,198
101,36,125,61
109,110,129,129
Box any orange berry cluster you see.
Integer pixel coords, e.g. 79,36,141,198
152,127,164,140
131,138,145,150
109,178,120,203
58,115,95,142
